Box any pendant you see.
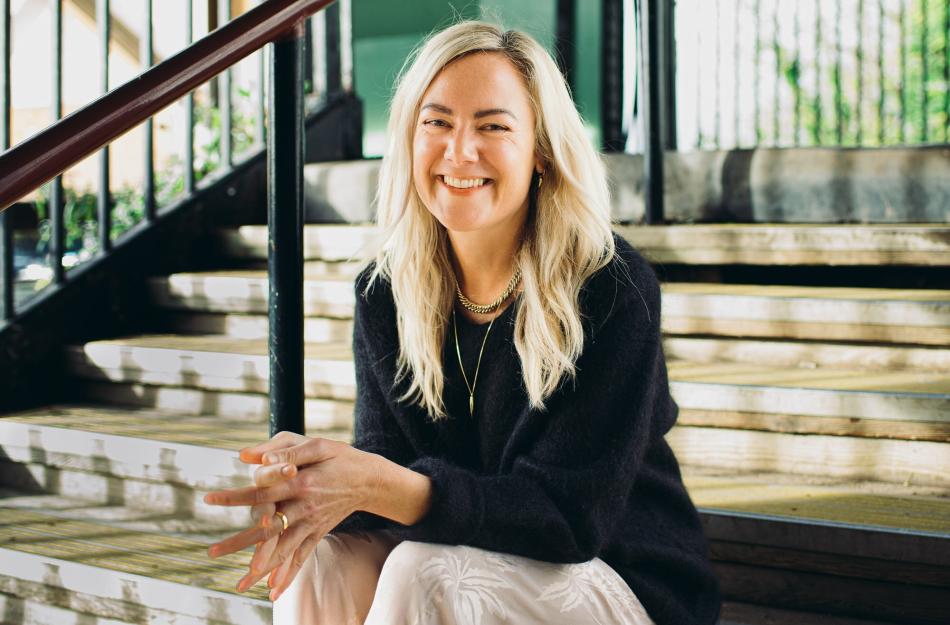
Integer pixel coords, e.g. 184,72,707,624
469,394,474,416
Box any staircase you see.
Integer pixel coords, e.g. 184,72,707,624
0,163,948,625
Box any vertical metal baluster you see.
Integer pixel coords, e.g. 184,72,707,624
556,0,577,92
695,2,703,149
834,0,843,143
641,0,664,224
218,0,232,168
143,0,155,221
733,0,740,146
856,0,865,144
97,0,111,252
661,0,677,150
944,0,949,142
772,0,780,145
185,0,195,193
754,0,761,143
814,0,822,144
324,1,342,97
878,0,886,143
256,0,266,147
602,0,625,150
920,0,929,142
268,23,306,437
50,0,64,283
714,0,721,148
899,0,907,142
0,0,11,320
340,0,353,94
794,2,802,145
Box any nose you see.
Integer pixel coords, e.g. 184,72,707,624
444,126,478,164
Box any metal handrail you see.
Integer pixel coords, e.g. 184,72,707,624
0,0,335,211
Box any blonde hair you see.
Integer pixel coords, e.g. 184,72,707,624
367,21,615,420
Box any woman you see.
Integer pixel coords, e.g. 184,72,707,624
205,21,721,625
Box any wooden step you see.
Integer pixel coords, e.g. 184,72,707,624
718,602,904,625
76,381,355,428
163,310,353,343
688,471,950,624
0,506,270,625
662,283,950,345
616,223,950,266
218,224,950,266
68,335,950,443
0,405,350,523
152,270,950,347
66,335,357,400
218,224,379,262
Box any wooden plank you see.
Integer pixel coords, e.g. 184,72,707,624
713,561,949,624
698,508,950,567
710,540,950,587
163,311,353,343
670,426,950,486
678,408,950,442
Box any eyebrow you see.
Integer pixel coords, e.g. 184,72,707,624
420,103,518,120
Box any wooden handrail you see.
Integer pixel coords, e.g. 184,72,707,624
0,0,336,211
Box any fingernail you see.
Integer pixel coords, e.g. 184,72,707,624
281,465,293,476
270,588,280,602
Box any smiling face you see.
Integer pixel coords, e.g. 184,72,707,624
412,52,540,236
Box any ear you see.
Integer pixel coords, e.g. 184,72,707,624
534,155,544,175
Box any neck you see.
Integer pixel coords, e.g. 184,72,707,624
447,223,523,304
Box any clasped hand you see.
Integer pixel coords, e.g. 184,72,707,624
203,432,379,601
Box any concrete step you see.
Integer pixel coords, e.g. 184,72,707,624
150,269,950,347
217,224,950,266
0,502,270,625
0,405,350,524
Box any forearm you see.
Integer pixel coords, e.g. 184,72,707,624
362,452,433,526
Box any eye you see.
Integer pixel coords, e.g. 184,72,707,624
422,119,450,128
481,123,509,132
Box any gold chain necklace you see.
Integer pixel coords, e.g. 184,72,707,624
456,268,522,314
452,308,495,417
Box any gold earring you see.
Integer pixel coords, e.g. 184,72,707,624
536,172,544,188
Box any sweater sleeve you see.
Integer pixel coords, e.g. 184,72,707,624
330,267,416,534
393,255,674,562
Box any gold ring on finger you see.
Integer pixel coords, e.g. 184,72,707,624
274,511,289,533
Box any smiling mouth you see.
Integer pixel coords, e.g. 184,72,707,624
439,175,493,189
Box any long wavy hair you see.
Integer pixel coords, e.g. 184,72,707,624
366,21,615,421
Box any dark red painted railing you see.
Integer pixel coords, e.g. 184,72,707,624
0,0,334,211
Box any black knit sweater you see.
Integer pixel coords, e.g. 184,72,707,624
333,234,722,625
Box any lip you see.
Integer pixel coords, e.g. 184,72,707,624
437,175,493,195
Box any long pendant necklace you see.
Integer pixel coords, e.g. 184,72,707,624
453,309,495,417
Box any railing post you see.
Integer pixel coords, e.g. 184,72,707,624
268,22,305,438
218,0,232,168
601,0,624,151
142,0,155,221
323,1,341,97
96,0,111,252
555,0,577,92
1,0,10,319
50,0,65,283
640,0,665,224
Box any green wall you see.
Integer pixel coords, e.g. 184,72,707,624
353,0,602,155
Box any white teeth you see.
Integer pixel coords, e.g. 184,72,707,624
442,176,487,189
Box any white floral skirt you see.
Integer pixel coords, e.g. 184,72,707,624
273,530,657,625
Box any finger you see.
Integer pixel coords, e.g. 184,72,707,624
237,532,280,592
251,502,275,528
254,515,314,580
208,524,270,559
203,480,296,507
261,437,338,467
239,431,308,464
271,533,322,601
254,462,297,488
